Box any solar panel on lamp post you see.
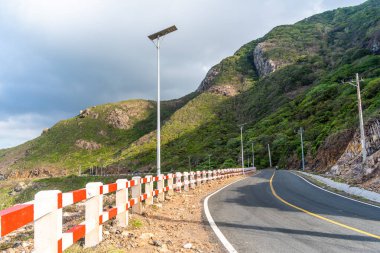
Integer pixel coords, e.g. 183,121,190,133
148,25,178,176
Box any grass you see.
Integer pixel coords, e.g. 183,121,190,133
129,218,143,229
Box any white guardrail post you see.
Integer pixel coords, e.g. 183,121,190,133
132,176,142,214
85,182,103,248
208,170,212,181
183,172,189,192
175,172,182,192
190,171,196,189
34,190,62,253
116,179,129,227
145,175,153,206
196,171,201,187
157,174,165,202
167,173,174,196
202,170,207,183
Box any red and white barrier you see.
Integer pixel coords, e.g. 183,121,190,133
0,167,256,252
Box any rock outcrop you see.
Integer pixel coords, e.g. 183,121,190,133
325,119,380,191
368,30,380,54
253,43,282,77
208,85,238,96
106,108,131,129
196,65,220,92
75,139,102,150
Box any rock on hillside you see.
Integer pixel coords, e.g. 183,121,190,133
325,118,380,191
253,42,284,77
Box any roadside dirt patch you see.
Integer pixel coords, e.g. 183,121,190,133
67,176,245,253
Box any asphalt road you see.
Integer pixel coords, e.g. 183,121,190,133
207,169,380,253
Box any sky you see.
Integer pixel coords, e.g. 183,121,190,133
0,0,367,149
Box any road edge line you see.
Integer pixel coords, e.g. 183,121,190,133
203,174,257,253
290,171,380,209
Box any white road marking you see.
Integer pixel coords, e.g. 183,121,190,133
203,172,261,253
290,171,380,209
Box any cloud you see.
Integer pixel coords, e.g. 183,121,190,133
0,114,52,149
0,0,367,148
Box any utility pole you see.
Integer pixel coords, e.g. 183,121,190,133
251,142,255,168
343,73,367,162
208,154,211,170
299,127,305,171
239,124,247,174
148,25,178,175
268,144,272,168
356,73,367,162
188,156,191,172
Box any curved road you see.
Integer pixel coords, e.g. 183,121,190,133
207,169,380,252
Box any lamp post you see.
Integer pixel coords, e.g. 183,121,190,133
298,127,305,171
268,144,272,168
148,25,177,175
251,142,255,168
239,124,247,174
343,73,367,163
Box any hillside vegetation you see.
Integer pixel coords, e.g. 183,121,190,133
0,0,379,180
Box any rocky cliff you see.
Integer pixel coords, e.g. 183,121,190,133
253,42,283,77
325,118,380,191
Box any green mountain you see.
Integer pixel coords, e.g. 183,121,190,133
1,0,379,185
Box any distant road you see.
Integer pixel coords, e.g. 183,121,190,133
207,169,380,252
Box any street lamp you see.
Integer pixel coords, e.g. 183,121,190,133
267,144,272,168
238,123,247,174
298,127,305,171
148,25,178,175
342,73,367,163
251,142,255,168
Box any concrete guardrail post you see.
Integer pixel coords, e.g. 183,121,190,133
116,179,128,227
34,190,62,253
157,174,165,202
145,175,153,206
85,182,103,248
131,176,142,214
196,171,201,186
167,173,174,196
202,170,207,183
190,171,196,189
208,170,212,181
212,170,217,180
175,172,182,192
183,172,189,192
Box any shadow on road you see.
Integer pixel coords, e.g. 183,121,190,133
215,221,380,242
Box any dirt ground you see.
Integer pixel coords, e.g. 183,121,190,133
1,175,246,253
68,176,245,253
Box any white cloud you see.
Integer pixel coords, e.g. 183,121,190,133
0,114,53,148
